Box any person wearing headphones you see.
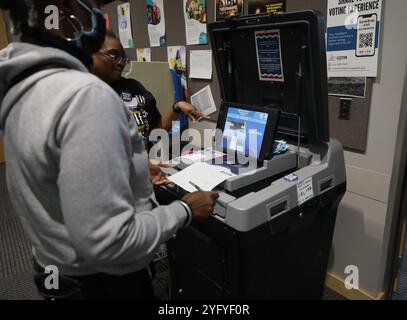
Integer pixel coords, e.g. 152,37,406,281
0,0,218,300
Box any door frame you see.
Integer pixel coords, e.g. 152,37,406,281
384,63,407,299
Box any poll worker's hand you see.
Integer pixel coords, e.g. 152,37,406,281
149,163,171,186
182,191,219,219
174,101,204,123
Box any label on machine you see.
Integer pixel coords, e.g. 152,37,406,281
297,177,314,205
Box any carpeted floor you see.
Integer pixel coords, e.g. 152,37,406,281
0,163,404,300
0,164,41,300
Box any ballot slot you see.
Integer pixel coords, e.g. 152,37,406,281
318,175,334,194
266,196,289,221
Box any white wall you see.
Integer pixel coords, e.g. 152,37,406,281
329,0,407,296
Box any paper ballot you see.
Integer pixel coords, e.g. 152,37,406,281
190,85,217,116
169,163,235,193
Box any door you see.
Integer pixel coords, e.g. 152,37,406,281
0,10,9,164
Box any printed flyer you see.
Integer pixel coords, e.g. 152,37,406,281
184,0,208,45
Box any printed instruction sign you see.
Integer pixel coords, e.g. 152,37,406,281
297,177,314,206
255,30,284,82
327,0,382,78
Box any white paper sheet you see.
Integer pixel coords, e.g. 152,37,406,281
136,48,152,62
183,0,208,45
146,0,166,47
169,163,235,193
189,50,212,79
117,2,134,49
171,149,225,166
190,85,217,116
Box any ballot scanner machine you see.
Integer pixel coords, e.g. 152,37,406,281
155,11,347,300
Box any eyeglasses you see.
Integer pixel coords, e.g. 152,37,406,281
99,52,130,65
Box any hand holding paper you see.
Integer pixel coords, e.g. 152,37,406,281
169,163,235,193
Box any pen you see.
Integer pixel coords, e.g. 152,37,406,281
189,181,203,192
188,181,227,209
197,116,210,122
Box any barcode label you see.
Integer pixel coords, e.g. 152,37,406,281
359,33,374,48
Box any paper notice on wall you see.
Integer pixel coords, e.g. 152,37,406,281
146,0,166,47
248,0,286,14
328,77,366,98
167,46,187,72
190,85,217,116
117,2,134,49
183,0,208,45
215,0,244,21
327,0,382,77
189,50,212,79
136,48,152,62
255,30,284,82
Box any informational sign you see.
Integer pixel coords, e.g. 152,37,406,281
146,0,166,47
328,77,366,98
297,177,314,206
255,30,284,82
189,50,212,79
183,0,208,45
117,2,134,49
327,0,382,78
215,0,244,21
248,0,286,14
136,48,152,62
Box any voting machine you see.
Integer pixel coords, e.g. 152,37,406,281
155,11,347,300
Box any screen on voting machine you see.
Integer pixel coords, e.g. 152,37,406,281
222,107,268,158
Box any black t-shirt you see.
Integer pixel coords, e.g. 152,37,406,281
111,77,161,138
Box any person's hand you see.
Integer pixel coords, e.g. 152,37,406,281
150,159,172,168
174,101,204,123
181,191,219,219
149,163,171,186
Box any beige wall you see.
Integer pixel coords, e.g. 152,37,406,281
329,0,407,297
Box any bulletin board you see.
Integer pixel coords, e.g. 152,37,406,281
104,0,375,152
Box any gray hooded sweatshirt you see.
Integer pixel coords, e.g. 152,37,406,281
0,43,188,276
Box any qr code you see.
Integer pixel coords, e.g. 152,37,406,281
359,33,373,48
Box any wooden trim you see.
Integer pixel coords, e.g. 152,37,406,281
0,10,8,49
325,272,385,300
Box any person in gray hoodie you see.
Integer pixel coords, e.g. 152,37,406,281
0,0,218,300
